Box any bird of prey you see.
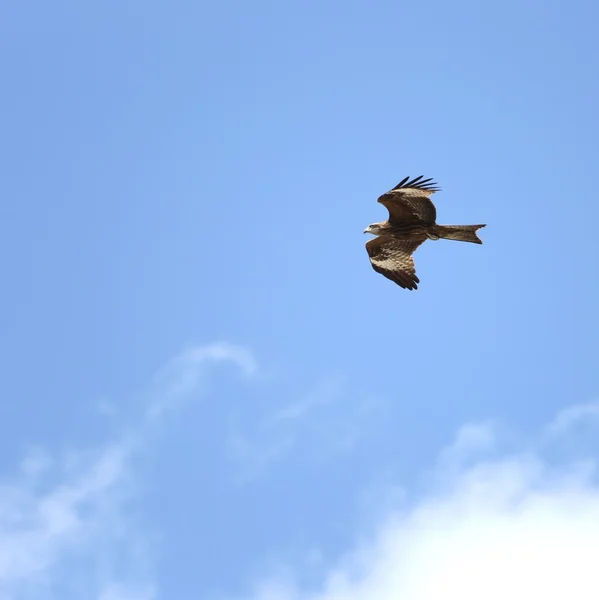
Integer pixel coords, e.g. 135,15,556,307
364,175,485,290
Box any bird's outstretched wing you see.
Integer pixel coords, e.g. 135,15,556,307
377,175,439,225
365,235,426,290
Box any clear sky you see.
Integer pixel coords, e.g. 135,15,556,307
2,1,599,599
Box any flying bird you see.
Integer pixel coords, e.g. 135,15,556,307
364,175,485,290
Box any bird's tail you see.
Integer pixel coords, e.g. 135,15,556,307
435,224,486,244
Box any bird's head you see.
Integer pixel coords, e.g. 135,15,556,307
363,223,386,236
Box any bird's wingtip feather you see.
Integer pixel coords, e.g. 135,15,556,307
392,175,440,192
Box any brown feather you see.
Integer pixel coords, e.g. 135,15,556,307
365,236,426,291
365,175,485,290
377,176,439,225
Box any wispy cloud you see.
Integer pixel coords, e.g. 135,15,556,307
226,373,384,484
0,441,138,599
545,401,599,437
0,342,256,600
264,376,343,425
147,342,257,419
237,402,599,600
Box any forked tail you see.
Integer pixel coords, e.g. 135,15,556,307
435,224,486,244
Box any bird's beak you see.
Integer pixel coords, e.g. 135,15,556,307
363,227,370,234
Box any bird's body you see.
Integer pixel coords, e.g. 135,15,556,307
364,175,485,290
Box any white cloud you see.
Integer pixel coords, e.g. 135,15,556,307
147,342,256,419
0,441,136,598
240,403,599,600
264,375,344,425
0,342,256,600
544,401,599,437
226,374,384,484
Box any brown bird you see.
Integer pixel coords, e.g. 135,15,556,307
364,175,485,290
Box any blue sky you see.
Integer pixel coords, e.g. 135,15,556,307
1,0,599,598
